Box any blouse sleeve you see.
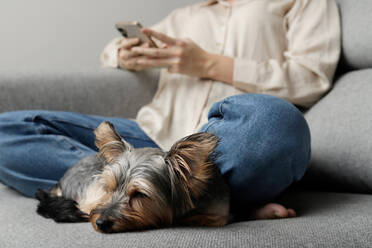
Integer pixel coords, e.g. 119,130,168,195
232,0,341,108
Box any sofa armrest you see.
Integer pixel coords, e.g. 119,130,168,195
301,69,372,193
0,67,159,118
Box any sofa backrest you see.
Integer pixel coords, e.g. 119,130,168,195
336,0,372,70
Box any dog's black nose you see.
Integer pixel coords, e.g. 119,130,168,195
96,218,113,233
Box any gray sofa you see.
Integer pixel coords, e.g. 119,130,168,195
1,0,372,247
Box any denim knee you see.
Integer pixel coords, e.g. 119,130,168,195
0,111,85,197
201,93,311,208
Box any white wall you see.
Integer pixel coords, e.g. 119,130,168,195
0,0,199,70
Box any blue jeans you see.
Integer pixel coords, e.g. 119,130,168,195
0,111,158,197
200,94,310,212
0,94,310,212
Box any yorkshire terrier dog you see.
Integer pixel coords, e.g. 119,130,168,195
35,122,230,233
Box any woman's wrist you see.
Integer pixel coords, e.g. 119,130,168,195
202,52,234,85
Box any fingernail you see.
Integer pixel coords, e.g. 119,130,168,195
274,211,281,218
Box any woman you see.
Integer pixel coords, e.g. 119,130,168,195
0,0,340,219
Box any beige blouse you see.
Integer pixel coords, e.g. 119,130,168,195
100,0,341,150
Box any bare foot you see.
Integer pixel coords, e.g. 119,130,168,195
251,203,296,220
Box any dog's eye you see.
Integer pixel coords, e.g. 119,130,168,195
128,191,148,207
131,191,147,199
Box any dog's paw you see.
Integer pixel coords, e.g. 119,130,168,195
35,188,50,201
35,188,88,222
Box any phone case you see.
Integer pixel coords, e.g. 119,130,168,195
115,21,158,48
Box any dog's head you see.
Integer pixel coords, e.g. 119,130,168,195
88,122,218,233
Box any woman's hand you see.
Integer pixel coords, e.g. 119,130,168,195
117,38,152,71
125,28,234,84
131,28,212,78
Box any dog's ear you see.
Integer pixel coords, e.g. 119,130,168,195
94,122,132,163
165,132,218,201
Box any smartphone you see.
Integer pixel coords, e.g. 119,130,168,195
115,21,158,48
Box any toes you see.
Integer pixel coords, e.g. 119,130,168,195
271,204,289,218
253,203,287,219
252,203,296,220
287,208,297,218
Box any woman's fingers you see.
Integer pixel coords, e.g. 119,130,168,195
131,47,179,58
120,56,174,70
141,28,177,45
117,30,180,70
118,41,150,61
141,43,150,48
119,57,144,71
118,48,136,60
119,38,140,49
137,57,177,68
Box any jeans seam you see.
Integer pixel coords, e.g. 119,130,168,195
56,136,84,156
54,119,154,142
205,99,226,132
31,116,153,142
36,117,96,130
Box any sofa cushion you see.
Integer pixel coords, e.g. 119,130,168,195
336,0,372,69
302,69,372,193
0,67,159,118
1,183,372,248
